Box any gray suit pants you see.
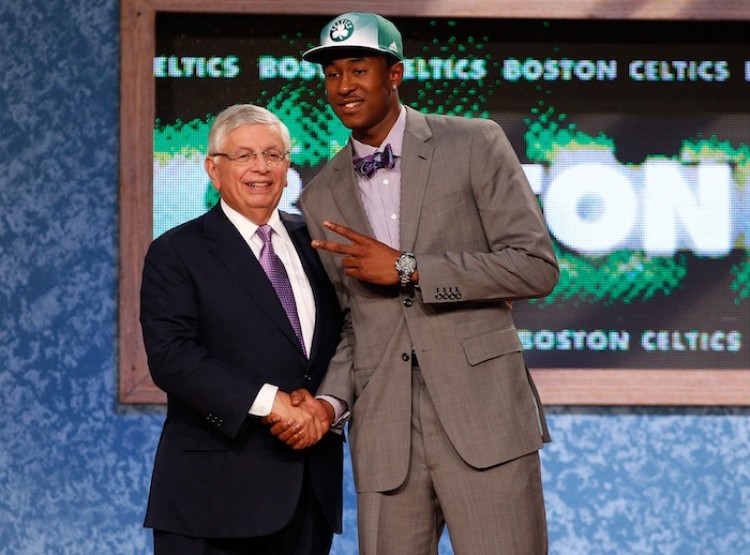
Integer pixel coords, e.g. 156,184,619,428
357,365,548,555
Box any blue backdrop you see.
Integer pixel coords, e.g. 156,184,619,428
1,1,748,553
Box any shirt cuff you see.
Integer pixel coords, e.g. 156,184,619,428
248,383,279,417
316,394,350,426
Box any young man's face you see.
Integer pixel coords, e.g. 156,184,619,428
322,55,403,146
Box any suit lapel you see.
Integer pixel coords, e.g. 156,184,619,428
399,107,434,252
328,146,376,238
327,122,433,253
202,206,303,354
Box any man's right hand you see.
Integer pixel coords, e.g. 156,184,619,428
262,390,332,449
291,389,335,430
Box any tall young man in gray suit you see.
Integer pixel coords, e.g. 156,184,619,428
140,104,343,554
285,12,561,555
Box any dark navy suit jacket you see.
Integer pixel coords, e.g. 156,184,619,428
140,205,343,538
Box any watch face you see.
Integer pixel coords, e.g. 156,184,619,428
397,254,417,273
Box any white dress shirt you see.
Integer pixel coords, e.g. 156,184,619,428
220,200,315,417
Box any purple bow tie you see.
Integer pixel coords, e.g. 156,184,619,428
353,144,396,178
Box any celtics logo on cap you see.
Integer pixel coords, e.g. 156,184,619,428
329,19,354,42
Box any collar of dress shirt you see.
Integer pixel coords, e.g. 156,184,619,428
219,199,290,247
351,104,406,162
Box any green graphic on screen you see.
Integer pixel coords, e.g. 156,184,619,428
154,14,749,368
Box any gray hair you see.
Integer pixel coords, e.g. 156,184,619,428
207,104,291,155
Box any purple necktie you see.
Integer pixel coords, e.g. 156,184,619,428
353,143,396,178
256,225,306,355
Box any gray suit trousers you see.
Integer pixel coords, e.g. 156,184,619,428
356,366,548,555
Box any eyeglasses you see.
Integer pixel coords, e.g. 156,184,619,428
211,149,289,167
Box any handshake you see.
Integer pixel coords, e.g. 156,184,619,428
262,389,335,450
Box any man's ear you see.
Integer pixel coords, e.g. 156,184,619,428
389,60,404,88
204,157,220,190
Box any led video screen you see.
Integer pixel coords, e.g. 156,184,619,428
150,12,749,396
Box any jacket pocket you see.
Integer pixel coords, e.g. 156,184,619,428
462,326,523,366
168,423,244,453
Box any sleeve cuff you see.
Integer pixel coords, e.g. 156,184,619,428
316,394,350,427
248,383,279,417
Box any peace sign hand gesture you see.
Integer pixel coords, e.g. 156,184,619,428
311,221,418,286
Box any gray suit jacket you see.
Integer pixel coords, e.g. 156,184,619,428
300,106,559,493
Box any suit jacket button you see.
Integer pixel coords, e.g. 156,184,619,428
403,298,413,307
304,374,312,381
401,353,410,362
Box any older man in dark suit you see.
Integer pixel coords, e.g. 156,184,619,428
139,104,342,554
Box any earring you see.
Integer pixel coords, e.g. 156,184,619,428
392,85,397,90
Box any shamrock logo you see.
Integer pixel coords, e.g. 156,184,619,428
329,19,354,42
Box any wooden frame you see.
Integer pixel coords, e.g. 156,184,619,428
119,0,750,405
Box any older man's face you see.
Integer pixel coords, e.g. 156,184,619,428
204,123,289,225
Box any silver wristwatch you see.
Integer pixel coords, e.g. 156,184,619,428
395,252,417,287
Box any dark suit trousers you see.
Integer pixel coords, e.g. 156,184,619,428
153,466,333,555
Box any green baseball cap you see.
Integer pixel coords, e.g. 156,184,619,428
302,12,403,64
